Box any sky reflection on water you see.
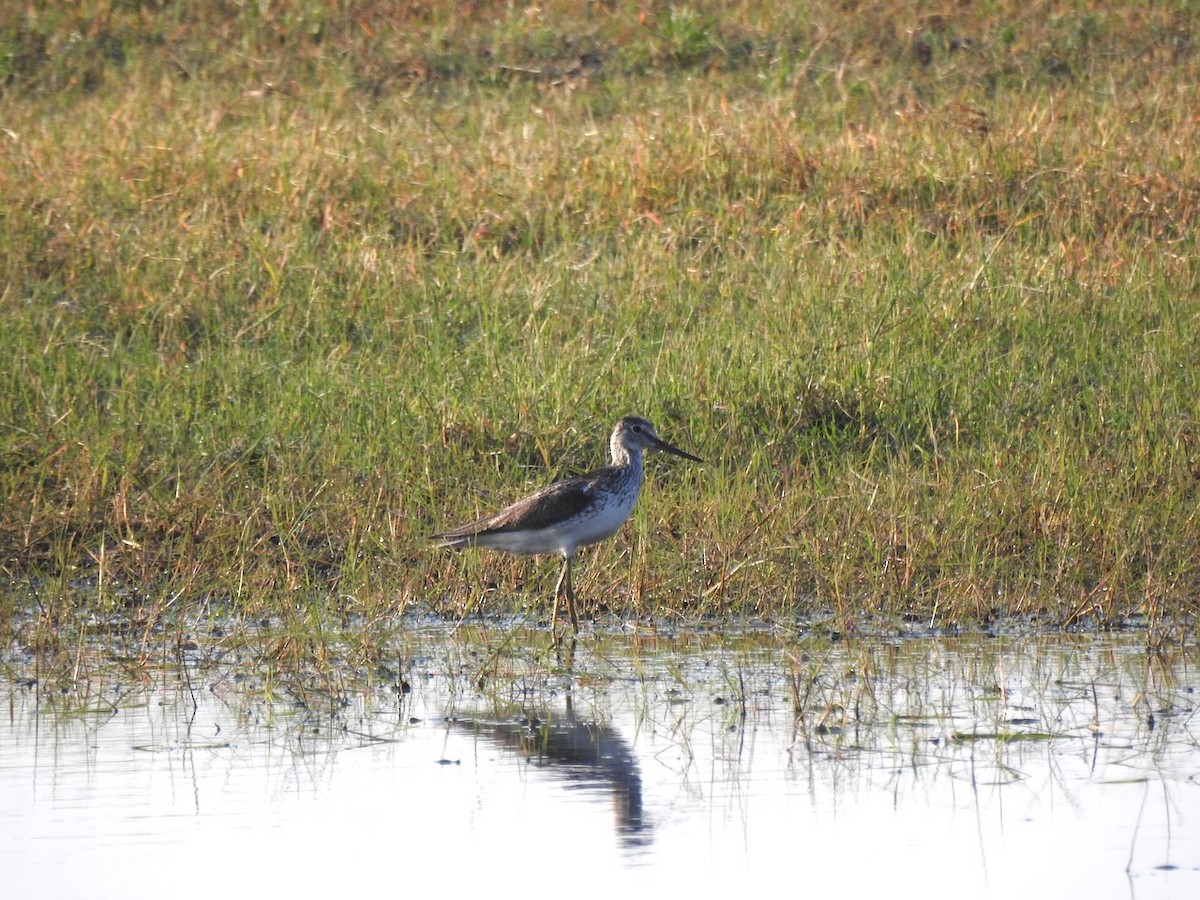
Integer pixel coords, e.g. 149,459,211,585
2,628,1197,898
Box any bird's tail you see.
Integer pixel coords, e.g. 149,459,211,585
429,532,475,550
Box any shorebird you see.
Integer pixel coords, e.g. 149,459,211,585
431,416,702,633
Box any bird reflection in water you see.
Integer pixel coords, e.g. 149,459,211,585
454,694,650,850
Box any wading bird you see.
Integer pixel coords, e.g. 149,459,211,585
432,416,702,633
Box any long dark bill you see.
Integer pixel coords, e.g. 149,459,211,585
652,436,702,463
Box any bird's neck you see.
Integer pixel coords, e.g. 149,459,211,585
610,443,643,472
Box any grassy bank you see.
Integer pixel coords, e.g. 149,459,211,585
2,1,1198,652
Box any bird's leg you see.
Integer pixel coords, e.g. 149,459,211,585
563,555,580,633
552,556,567,632
552,554,581,635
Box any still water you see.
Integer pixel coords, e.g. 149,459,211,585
2,625,1197,898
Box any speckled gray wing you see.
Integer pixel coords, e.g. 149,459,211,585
433,469,612,543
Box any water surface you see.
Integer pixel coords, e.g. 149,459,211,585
2,626,1196,897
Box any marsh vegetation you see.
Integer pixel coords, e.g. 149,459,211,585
2,2,1198,666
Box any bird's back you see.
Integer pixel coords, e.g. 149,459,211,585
431,465,641,556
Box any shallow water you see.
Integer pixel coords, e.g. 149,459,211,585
2,626,1197,897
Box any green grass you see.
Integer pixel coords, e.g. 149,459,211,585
2,1,1199,655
